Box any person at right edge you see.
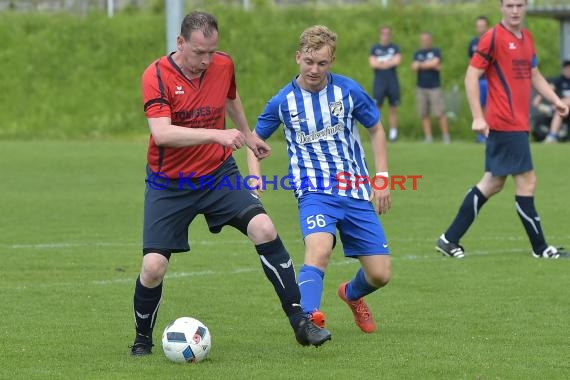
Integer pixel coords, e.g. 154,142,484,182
436,0,569,259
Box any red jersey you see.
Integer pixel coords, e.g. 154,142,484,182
470,23,537,132
142,52,236,178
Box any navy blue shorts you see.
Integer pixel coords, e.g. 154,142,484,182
485,131,533,176
373,79,400,107
142,156,265,254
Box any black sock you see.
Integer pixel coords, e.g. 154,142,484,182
133,276,163,338
515,195,547,253
255,236,304,329
445,186,488,243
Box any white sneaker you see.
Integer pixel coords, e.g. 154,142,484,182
544,134,558,143
532,245,569,259
389,128,398,141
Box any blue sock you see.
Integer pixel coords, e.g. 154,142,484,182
298,265,324,314
346,268,377,301
445,186,488,243
515,195,547,254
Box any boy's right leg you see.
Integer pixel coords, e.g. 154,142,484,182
300,233,334,326
297,194,339,327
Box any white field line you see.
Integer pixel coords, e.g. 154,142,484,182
3,247,532,291
3,240,250,249
5,234,570,250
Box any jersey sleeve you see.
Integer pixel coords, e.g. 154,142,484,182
255,95,283,139
142,61,172,119
470,28,494,70
351,81,380,128
394,44,401,54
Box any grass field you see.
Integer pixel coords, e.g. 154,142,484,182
1,140,569,379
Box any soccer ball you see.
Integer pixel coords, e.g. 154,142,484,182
161,317,211,363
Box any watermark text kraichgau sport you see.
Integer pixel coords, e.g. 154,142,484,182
147,171,422,191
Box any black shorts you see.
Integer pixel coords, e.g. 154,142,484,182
142,156,265,254
485,131,533,176
373,78,400,107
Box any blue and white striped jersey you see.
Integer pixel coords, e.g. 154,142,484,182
255,73,380,200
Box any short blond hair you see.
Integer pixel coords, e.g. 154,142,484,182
299,25,337,58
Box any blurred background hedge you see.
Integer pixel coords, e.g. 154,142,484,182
0,3,560,140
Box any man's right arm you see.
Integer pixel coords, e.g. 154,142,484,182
142,64,245,150
148,117,245,149
465,65,488,134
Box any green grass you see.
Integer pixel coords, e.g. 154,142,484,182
1,140,570,379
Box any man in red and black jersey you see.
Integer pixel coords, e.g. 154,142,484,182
130,11,330,356
436,0,569,259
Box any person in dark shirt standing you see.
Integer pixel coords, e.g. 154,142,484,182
412,32,450,143
369,26,401,142
468,16,490,143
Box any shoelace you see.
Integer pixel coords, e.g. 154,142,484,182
351,299,371,321
130,342,154,348
306,320,323,333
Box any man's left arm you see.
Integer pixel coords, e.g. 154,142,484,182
226,91,271,159
532,68,570,118
367,122,391,215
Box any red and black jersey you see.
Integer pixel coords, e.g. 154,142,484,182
142,52,236,178
470,23,537,132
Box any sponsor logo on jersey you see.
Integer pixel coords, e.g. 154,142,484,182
295,123,344,145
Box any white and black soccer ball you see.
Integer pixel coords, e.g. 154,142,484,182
161,317,211,363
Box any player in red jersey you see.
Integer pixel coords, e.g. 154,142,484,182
436,0,569,259
130,11,330,356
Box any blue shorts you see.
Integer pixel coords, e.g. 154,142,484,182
143,156,265,254
298,192,389,257
485,131,533,176
479,78,488,108
373,78,400,107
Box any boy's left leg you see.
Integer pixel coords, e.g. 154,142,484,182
336,197,390,333
338,255,390,334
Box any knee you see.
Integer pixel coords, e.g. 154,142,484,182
366,265,391,288
140,254,168,286
479,180,504,197
517,174,537,195
487,183,504,197
247,214,277,244
304,247,333,269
